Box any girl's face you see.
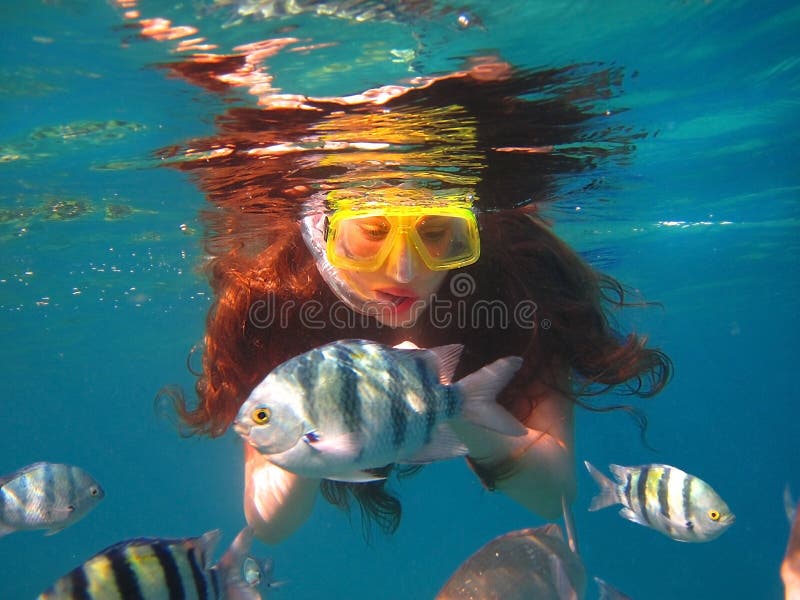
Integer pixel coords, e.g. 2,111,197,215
336,220,449,328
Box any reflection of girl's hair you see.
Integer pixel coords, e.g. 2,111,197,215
161,61,671,535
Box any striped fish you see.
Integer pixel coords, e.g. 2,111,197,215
584,461,734,542
0,462,104,537
37,527,268,600
233,339,525,483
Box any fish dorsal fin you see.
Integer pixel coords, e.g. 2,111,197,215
423,344,464,385
0,461,47,487
400,423,468,464
198,529,223,569
542,523,563,537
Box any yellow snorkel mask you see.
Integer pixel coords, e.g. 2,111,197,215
301,187,481,322
324,204,480,272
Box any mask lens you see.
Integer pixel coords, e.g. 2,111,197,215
414,215,477,267
327,214,395,271
326,208,479,271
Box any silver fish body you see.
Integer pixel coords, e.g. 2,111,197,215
435,524,586,600
584,461,734,542
38,527,265,600
234,339,524,482
0,462,104,537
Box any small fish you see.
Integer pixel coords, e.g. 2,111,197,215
595,576,633,600
234,339,525,483
782,487,800,599
584,461,734,542
435,523,586,600
0,461,104,537
243,555,285,590
38,527,267,599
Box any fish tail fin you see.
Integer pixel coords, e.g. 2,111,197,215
216,527,261,600
584,461,619,512
454,356,527,436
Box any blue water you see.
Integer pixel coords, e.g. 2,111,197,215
1,1,798,598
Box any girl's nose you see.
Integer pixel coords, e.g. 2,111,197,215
384,235,420,283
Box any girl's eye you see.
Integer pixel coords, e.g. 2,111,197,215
418,227,447,242
357,222,390,240
252,407,271,425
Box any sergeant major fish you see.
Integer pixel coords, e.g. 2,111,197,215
0,461,104,537
584,461,734,542
38,527,269,599
233,339,526,482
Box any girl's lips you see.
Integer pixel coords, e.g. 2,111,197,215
374,289,420,312
375,288,419,304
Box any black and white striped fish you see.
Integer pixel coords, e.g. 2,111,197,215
584,461,734,542
0,461,104,537
233,339,526,482
37,527,270,599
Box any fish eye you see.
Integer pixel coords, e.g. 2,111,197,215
708,509,721,521
90,487,100,496
252,407,271,425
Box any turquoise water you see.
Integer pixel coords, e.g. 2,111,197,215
1,1,798,598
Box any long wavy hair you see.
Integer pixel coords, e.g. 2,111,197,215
158,58,671,535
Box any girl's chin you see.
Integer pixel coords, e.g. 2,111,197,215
369,300,427,328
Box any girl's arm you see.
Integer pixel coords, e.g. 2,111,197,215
243,443,320,544
450,381,576,520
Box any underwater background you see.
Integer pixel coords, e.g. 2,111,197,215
1,1,798,598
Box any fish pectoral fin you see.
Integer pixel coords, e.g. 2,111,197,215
618,507,649,527
400,424,468,464
0,523,14,537
325,471,387,483
303,431,360,460
44,526,66,536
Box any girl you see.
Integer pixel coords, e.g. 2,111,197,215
155,49,671,543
